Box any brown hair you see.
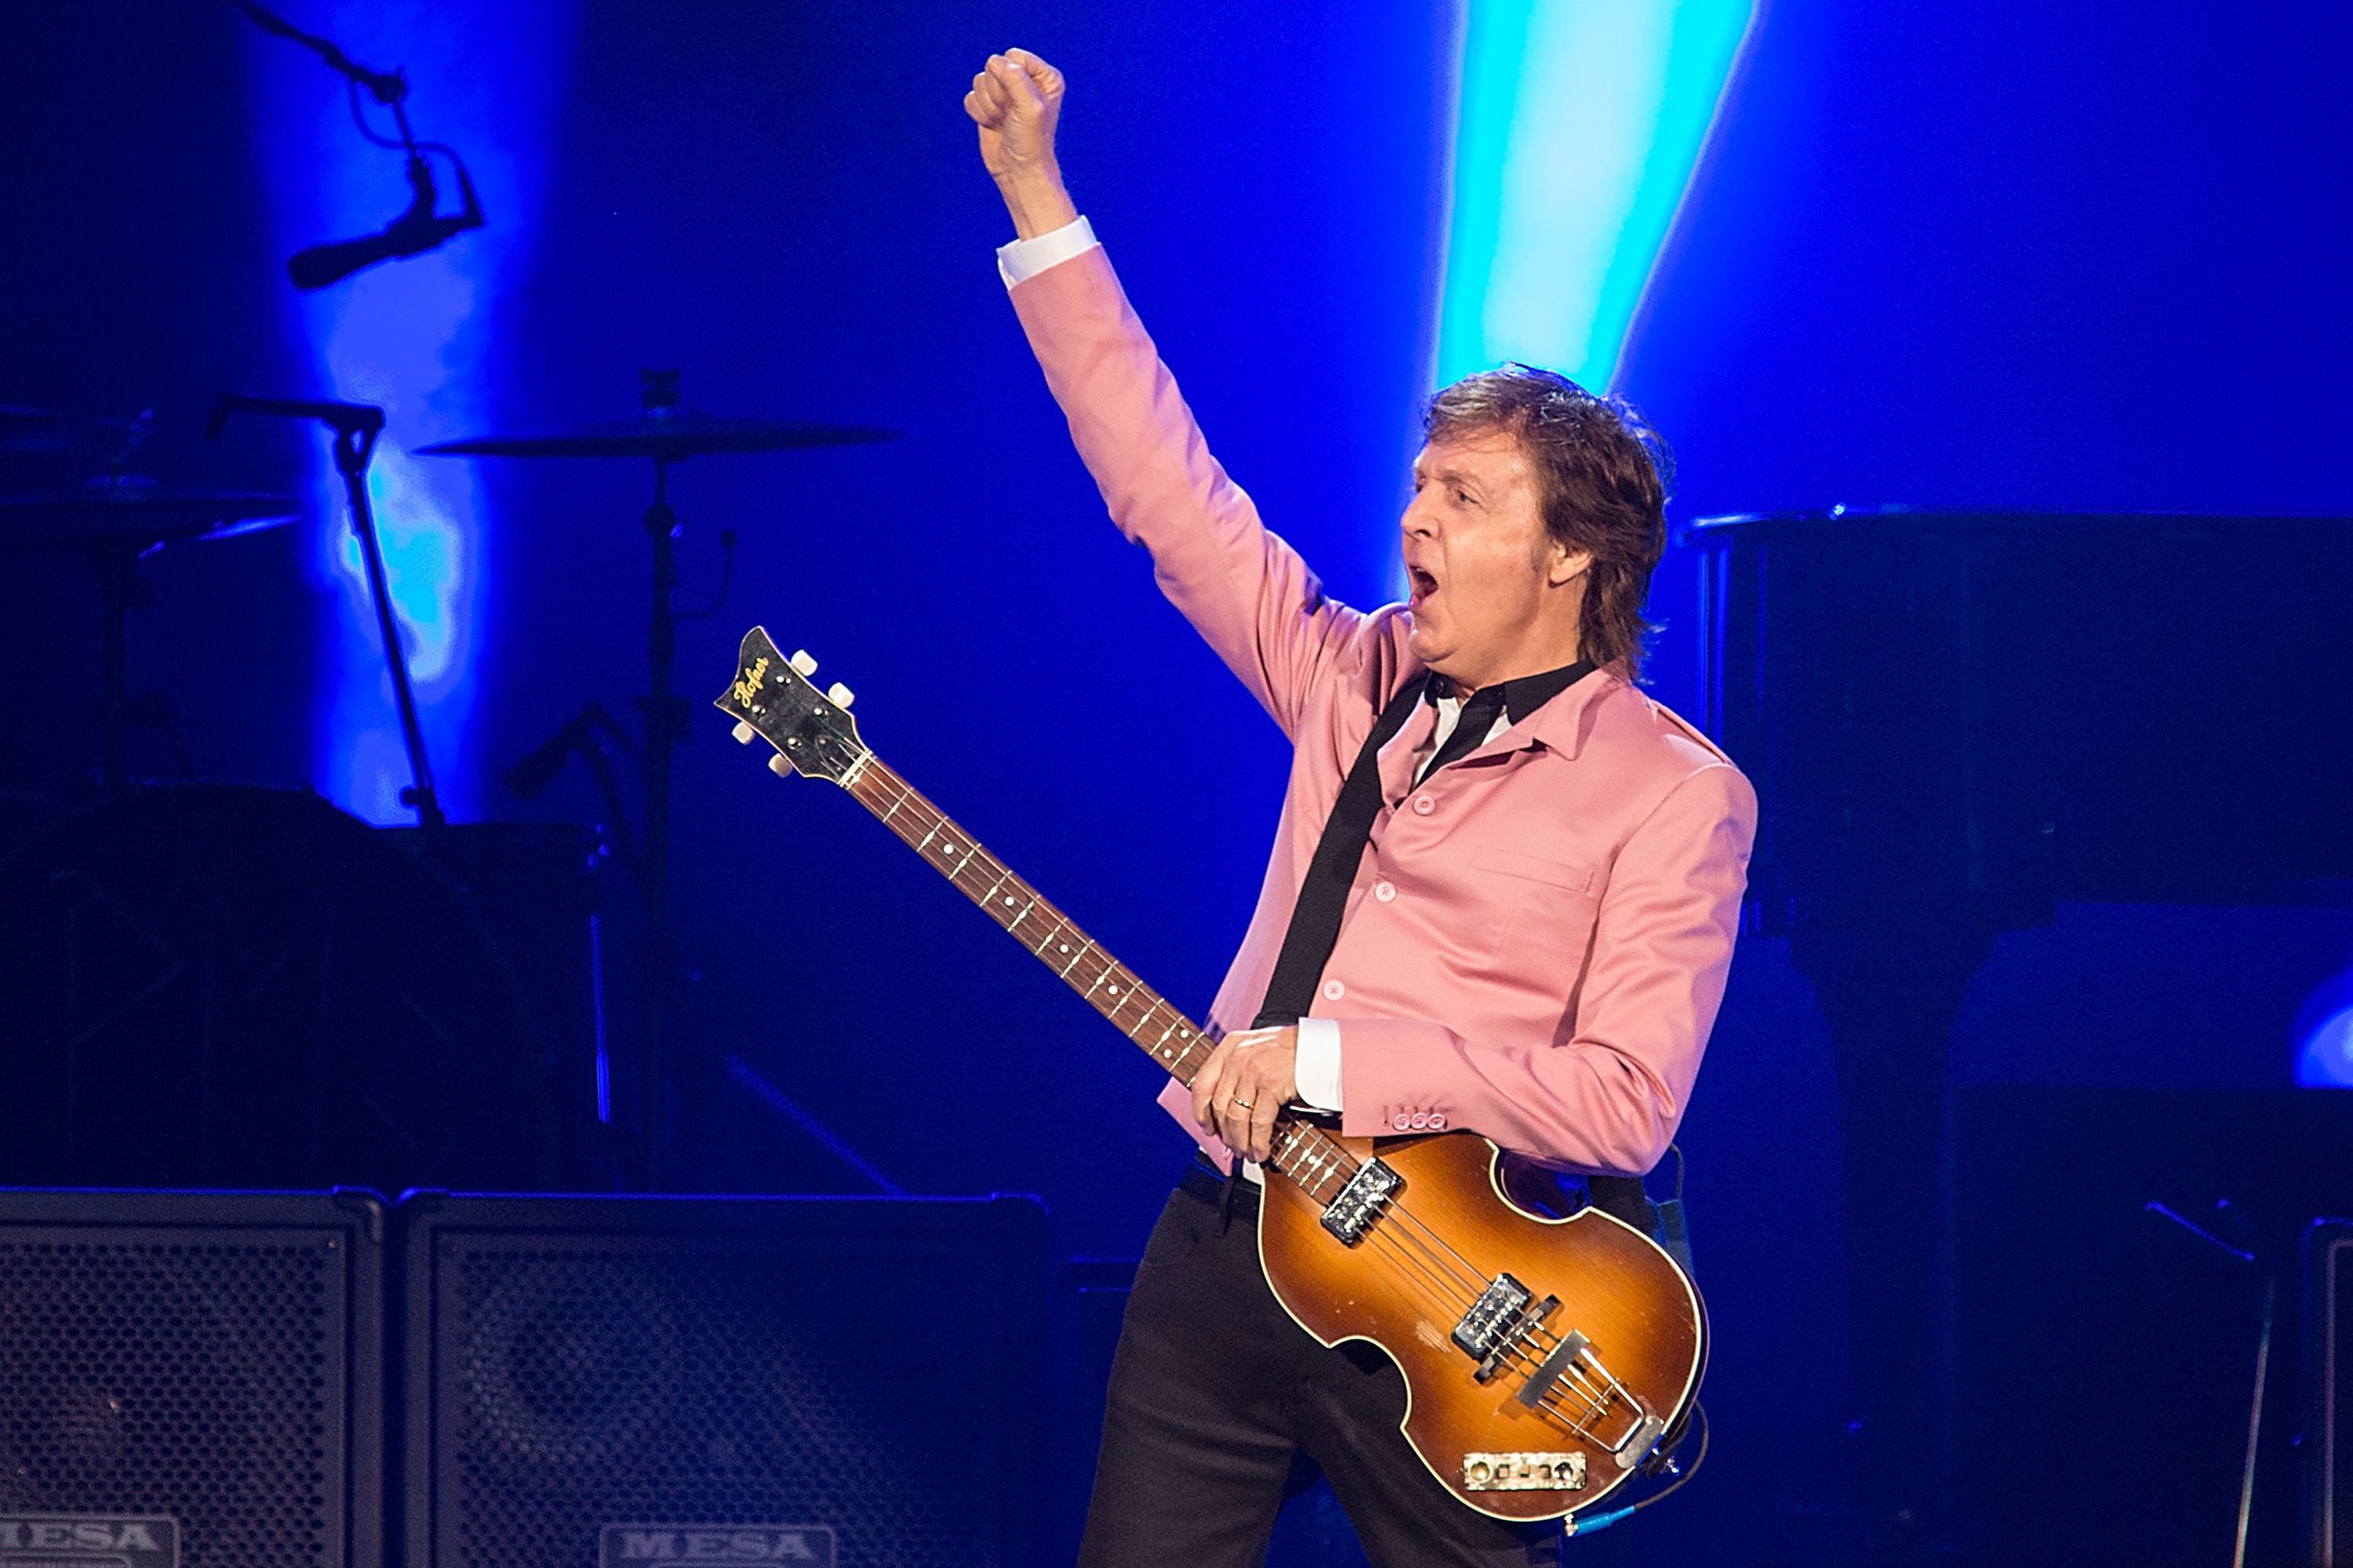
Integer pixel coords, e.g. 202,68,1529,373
1423,366,1673,680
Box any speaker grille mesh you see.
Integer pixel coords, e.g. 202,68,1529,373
432,1224,1030,1568
0,1237,340,1568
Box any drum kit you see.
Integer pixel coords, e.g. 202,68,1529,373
0,376,899,1188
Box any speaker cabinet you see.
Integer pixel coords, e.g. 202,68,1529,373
0,1188,386,1568
400,1193,1049,1568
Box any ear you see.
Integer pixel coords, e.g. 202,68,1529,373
1544,540,1593,589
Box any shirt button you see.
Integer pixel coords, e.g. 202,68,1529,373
1412,795,1437,817
1427,1113,1447,1130
1409,1112,1430,1130
1391,1114,1413,1132
1321,979,1345,1002
1373,880,1396,903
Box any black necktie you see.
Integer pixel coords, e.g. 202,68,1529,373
1419,682,1510,781
1253,659,1596,1030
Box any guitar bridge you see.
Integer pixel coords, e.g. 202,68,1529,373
1319,1157,1402,1245
1512,1330,1671,1468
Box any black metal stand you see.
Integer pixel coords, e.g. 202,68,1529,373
92,540,144,795
638,456,689,1186
210,393,444,827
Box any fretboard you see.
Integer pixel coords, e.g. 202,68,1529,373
836,752,1366,1201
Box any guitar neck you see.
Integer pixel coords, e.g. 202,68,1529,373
839,755,1219,1089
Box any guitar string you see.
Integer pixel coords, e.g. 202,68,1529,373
841,761,1630,1437
1286,1183,1618,1430
1299,1151,1624,1421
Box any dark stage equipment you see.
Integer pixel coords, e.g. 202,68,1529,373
208,394,442,825
2316,1220,2353,1568
1687,508,2353,1537
0,404,136,454
0,1188,386,1568
0,785,584,1195
1951,1086,2353,1567
399,1191,1048,1568
418,374,898,1188
0,472,296,793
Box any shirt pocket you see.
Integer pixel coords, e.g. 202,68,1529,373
1469,848,1598,895
1467,848,1604,992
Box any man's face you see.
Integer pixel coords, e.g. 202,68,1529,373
1401,431,1580,688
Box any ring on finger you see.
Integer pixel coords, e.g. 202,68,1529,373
1229,1095,1255,1111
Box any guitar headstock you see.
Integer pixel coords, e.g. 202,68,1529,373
714,626,869,785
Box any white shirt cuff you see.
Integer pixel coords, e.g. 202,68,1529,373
1293,1017,1344,1111
996,215,1099,289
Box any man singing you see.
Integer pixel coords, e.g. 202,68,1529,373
966,49,1756,1568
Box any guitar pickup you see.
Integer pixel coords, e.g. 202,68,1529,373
1457,1275,1562,1386
1452,1274,1532,1360
1319,1158,1402,1245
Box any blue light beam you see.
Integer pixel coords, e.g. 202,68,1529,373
247,3,573,824
1437,0,1758,394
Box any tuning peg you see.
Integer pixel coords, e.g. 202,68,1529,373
826,682,854,708
768,754,795,778
732,720,757,744
789,649,818,677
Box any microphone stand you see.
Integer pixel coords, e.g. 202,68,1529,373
235,0,485,291
209,394,446,828
2144,1199,2280,1568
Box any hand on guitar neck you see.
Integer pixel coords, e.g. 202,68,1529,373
1192,1026,1299,1163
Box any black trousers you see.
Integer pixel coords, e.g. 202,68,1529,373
1078,1163,1562,1568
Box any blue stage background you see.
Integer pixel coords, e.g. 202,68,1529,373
2,2,2349,1559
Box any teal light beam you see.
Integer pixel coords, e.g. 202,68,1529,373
1436,0,1758,394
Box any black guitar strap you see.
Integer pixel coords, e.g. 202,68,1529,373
1249,670,1685,1261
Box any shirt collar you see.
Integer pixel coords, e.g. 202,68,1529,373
1426,657,1598,726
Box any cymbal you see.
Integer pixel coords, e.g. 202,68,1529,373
0,405,136,454
416,408,902,462
0,474,298,549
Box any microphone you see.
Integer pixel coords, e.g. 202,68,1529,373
288,151,483,291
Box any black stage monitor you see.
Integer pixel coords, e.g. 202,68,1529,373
398,1191,1049,1568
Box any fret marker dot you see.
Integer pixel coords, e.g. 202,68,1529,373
1003,897,1014,905
1107,985,1119,995
1059,944,1071,953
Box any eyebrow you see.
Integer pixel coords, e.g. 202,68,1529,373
1417,462,1486,494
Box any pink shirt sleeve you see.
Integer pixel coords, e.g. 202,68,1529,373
1007,248,1377,742
1336,763,1758,1175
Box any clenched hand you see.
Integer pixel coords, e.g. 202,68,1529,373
964,49,1077,241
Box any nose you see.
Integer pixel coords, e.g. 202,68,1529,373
1401,489,1438,541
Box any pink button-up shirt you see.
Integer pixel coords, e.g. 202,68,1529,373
1009,246,1758,1178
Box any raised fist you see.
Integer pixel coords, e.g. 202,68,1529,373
965,49,1065,184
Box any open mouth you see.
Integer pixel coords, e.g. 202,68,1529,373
1407,566,1438,607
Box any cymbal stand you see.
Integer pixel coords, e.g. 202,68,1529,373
210,393,444,828
92,538,146,794
639,451,689,1187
